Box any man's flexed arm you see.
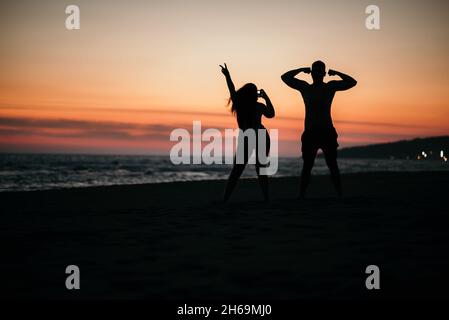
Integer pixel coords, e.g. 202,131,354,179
281,67,310,91
328,69,357,91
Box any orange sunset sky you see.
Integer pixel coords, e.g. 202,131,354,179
0,0,448,156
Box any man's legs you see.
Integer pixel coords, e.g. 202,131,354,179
323,148,342,197
299,148,318,198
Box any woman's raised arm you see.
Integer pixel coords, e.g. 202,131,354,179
219,63,236,103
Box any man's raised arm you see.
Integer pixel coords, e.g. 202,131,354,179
328,69,357,91
281,67,310,91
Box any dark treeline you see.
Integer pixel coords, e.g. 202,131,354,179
337,136,449,159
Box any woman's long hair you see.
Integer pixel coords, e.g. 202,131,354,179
228,83,258,128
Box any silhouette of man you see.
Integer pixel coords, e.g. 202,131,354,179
281,61,357,198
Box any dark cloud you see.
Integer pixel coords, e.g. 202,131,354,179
0,104,442,130
0,116,234,141
0,116,176,140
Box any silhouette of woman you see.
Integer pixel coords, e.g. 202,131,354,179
219,63,275,202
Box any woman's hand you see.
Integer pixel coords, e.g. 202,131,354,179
220,63,236,100
219,63,230,77
258,89,275,118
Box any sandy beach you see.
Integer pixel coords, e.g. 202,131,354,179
1,171,448,300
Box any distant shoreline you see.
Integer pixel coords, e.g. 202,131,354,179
1,135,448,159
0,170,448,194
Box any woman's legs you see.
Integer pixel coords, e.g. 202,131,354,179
223,137,249,202
256,130,270,202
223,129,271,202
223,163,246,202
255,165,269,202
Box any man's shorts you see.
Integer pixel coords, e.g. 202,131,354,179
301,127,339,154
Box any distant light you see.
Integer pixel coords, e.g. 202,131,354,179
421,151,427,158
444,156,448,162
441,150,444,158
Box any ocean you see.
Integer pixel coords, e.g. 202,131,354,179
0,153,448,192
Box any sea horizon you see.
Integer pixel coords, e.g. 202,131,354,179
1,152,448,192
